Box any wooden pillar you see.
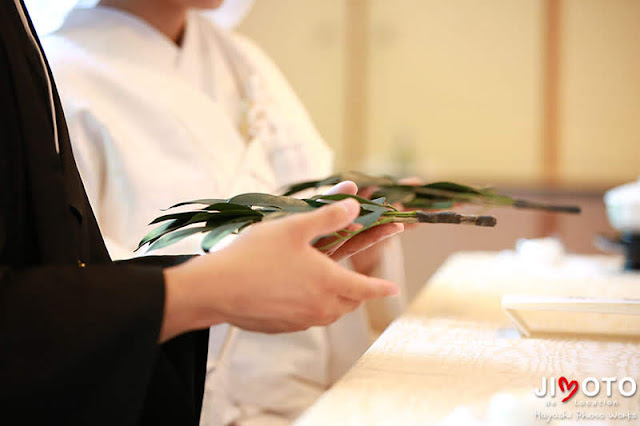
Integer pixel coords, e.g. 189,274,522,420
343,0,370,169
540,0,562,236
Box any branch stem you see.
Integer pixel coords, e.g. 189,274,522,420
384,211,497,227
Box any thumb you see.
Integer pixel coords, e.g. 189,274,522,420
289,198,361,242
324,180,358,196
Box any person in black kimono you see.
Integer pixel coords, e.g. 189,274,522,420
0,0,402,424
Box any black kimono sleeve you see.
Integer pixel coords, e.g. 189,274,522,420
0,265,166,424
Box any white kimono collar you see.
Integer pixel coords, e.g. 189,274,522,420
58,6,184,72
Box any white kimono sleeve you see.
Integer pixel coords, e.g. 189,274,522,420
64,108,135,260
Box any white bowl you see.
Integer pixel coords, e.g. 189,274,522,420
604,177,640,232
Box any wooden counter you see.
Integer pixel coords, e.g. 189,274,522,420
296,252,640,425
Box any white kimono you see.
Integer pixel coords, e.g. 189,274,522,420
44,7,406,425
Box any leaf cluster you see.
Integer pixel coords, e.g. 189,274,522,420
138,193,398,253
283,171,581,213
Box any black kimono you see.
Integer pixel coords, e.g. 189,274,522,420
0,0,208,424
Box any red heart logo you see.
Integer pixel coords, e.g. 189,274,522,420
559,376,578,402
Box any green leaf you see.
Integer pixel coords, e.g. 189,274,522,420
403,199,454,209
315,175,343,187
281,172,395,196
203,202,256,212
303,199,326,208
414,182,512,205
137,219,185,250
355,210,386,228
311,193,387,207
184,212,221,225
201,220,251,252
360,204,391,214
374,186,416,204
282,180,320,196
228,193,313,211
150,210,258,226
147,226,208,252
261,211,294,221
423,181,483,195
205,214,260,229
210,209,263,218
164,199,227,210
281,175,341,196
150,211,204,225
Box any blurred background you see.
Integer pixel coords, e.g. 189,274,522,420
26,0,640,299
237,0,640,298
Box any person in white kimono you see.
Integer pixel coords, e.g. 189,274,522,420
43,1,407,424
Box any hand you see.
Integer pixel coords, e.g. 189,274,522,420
344,179,420,275
314,181,404,262
160,198,399,341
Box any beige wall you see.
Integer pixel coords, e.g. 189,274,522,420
238,1,636,296
238,0,639,188
367,0,543,183
560,0,640,186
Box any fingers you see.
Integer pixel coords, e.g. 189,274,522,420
324,180,358,196
330,222,404,262
327,264,399,301
315,296,362,326
284,178,361,242
357,185,379,200
313,222,362,255
337,296,361,313
287,198,361,242
398,176,422,186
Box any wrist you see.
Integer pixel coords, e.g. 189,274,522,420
159,261,224,342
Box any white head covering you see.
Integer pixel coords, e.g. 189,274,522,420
24,0,254,35
205,0,255,29
24,0,80,34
